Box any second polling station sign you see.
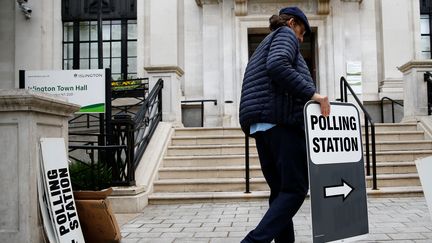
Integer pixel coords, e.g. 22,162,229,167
304,101,369,243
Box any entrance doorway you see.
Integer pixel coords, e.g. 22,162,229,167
247,27,318,83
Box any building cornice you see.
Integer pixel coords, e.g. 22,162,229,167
0,90,80,117
196,0,329,15
398,60,432,73
144,66,185,77
317,0,330,15
235,0,247,16
195,0,221,7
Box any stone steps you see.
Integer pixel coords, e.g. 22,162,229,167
163,148,432,167
173,123,419,137
166,140,432,156
149,123,428,204
171,130,425,146
158,161,418,180
148,186,424,204
153,173,421,193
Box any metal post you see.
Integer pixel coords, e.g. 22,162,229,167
371,124,378,190
391,102,395,123
340,78,344,102
97,0,105,164
19,70,25,89
158,80,163,121
380,99,384,123
344,85,348,103
364,115,370,176
201,101,204,127
245,135,250,193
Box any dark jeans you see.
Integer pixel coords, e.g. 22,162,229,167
241,125,309,243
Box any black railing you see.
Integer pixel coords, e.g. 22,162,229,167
68,135,131,190
340,76,378,190
131,78,163,167
245,135,250,193
424,71,432,115
111,78,149,118
69,114,100,130
68,77,150,132
181,99,217,127
380,97,403,123
68,78,162,186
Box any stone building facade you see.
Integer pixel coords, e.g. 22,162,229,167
0,0,429,126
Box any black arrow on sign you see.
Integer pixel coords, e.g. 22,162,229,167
324,179,354,201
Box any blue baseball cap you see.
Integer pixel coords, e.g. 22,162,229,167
279,6,312,35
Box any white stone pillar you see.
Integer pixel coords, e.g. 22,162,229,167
398,60,432,122
144,0,184,125
202,2,222,126
0,1,15,89
146,69,184,127
0,90,79,243
377,0,418,99
14,0,62,87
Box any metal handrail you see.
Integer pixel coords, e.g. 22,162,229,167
380,97,403,123
131,78,164,168
181,99,217,127
68,78,163,186
340,76,378,190
245,135,250,193
424,71,432,115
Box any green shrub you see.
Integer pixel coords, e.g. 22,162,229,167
69,159,112,191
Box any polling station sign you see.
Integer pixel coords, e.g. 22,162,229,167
22,69,106,113
304,101,368,243
39,138,85,243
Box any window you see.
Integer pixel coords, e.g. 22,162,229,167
420,0,432,59
62,0,137,80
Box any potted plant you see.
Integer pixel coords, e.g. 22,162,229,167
68,157,121,243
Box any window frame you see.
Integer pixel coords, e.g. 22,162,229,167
62,0,137,80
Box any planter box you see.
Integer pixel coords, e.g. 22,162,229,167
74,188,121,243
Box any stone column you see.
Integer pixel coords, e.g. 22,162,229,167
13,0,62,88
146,68,184,127
377,0,418,100
398,60,432,122
202,2,222,126
0,90,79,243
144,0,184,125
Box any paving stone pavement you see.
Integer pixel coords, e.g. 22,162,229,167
120,197,432,243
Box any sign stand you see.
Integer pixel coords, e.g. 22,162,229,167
304,101,369,243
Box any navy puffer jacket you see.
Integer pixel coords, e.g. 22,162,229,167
239,26,316,135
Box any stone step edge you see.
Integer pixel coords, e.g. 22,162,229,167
148,186,423,201
168,140,432,149
174,123,418,131
173,130,424,138
154,173,419,185
164,150,432,160
159,162,416,172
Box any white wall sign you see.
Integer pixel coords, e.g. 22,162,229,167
305,102,362,164
25,69,106,113
39,138,85,243
346,61,362,94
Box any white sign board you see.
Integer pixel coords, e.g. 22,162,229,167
40,138,85,243
346,61,362,95
25,69,105,113
416,156,432,219
305,102,362,164
304,101,368,243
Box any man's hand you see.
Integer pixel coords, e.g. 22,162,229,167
311,93,330,117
